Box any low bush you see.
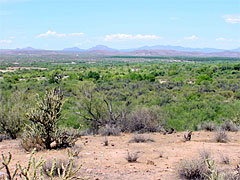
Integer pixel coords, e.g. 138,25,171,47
199,148,211,160
122,106,165,133
129,134,155,143
215,130,228,143
220,121,238,132
99,125,120,136
220,154,230,165
178,159,208,180
0,134,11,142
125,151,140,163
198,122,217,132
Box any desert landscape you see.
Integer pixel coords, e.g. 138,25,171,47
1,131,240,180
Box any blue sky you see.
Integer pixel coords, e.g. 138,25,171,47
0,0,239,50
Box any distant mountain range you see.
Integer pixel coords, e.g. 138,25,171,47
1,45,240,57
61,45,240,53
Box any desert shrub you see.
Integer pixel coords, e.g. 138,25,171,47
122,106,165,133
178,159,208,180
199,148,211,160
220,121,238,132
0,90,30,139
79,128,93,136
125,151,140,163
21,125,79,151
129,134,154,143
24,88,78,150
215,130,228,143
99,125,120,136
220,154,230,164
0,134,11,142
198,122,217,132
54,128,79,149
20,125,45,151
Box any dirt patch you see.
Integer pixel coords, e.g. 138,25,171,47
0,131,240,180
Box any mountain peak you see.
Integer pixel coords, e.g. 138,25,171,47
62,47,84,52
88,45,116,51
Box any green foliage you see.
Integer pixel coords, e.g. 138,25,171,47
0,90,29,139
2,57,240,132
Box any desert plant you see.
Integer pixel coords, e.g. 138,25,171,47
103,137,108,146
0,148,82,180
220,154,230,165
215,130,228,143
43,158,68,177
43,149,82,180
0,134,11,142
54,128,79,149
124,106,165,133
178,159,208,180
220,121,238,132
20,124,45,152
204,159,224,180
25,88,64,149
198,122,217,132
0,90,29,139
25,88,78,150
99,125,120,136
129,134,154,143
199,148,211,161
67,145,81,159
125,151,140,163
0,148,46,180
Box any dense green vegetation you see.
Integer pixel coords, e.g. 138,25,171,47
1,55,240,134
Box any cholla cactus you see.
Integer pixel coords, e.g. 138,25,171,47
0,152,18,180
43,149,82,180
26,88,64,149
204,159,224,180
0,149,83,180
18,149,45,180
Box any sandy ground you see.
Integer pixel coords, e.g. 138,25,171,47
1,131,240,180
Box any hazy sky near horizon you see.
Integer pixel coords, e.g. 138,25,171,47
0,0,239,50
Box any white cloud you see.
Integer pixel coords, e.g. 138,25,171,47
216,37,240,42
0,40,12,43
184,35,199,40
37,30,84,38
69,33,84,36
216,37,234,42
104,34,162,41
223,15,240,24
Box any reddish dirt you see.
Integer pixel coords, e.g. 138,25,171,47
1,131,240,180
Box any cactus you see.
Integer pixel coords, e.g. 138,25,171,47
0,148,83,180
204,159,224,180
26,88,64,149
0,152,18,180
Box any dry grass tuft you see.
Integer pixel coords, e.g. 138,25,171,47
129,134,155,143
125,151,140,163
215,130,228,143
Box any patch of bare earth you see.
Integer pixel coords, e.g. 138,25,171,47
1,131,240,180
